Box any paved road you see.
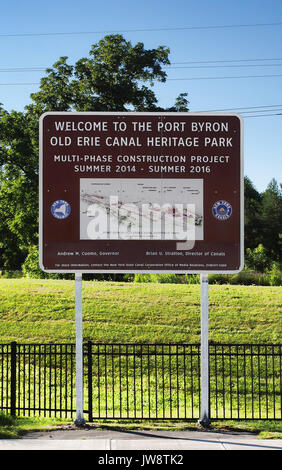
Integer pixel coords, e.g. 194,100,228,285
1,429,281,450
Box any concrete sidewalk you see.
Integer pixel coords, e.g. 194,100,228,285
1,429,282,450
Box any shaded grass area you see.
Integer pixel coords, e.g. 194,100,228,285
0,414,281,439
0,279,281,344
0,414,70,439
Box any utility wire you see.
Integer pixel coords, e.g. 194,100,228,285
0,82,39,85
167,74,282,80
0,85,280,117
169,63,282,69
0,22,282,38
194,104,282,112
243,113,282,118
235,109,282,114
4,63,282,72
171,57,282,64
2,73,282,85
2,57,282,72
0,68,45,72
193,106,282,117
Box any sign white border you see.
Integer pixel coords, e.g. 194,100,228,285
39,112,244,274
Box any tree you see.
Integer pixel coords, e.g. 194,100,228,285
245,244,272,272
260,178,282,262
0,107,39,268
0,35,189,270
27,35,188,116
244,176,263,251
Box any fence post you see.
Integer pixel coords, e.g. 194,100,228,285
87,341,93,422
10,342,17,417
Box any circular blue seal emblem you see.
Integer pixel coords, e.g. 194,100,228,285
51,200,71,219
212,200,232,220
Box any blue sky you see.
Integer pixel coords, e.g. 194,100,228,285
1,0,282,193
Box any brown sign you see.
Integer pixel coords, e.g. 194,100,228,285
39,112,243,273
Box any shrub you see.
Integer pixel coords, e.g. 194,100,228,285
0,412,15,426
208,274,232,284
245,244,272,272
268,262,282,286
184,274,200,284
133,270,281,286
0,270,23,279
133,273,200,284
22,246,61,279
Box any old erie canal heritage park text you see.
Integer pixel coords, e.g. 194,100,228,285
50,117,232,175
40,112,243,273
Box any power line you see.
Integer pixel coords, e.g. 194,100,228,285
171,57,282,64
2,72,282,86
0,83,280,117
235,109,282,114
2,71,282,85
169,63,282,69
3,64,282,73
2,57,282,73
167,74,282,80
0,68,45,72
0,82,39,85
193,105,282,117
3,63,282,73
194,104,282,112
243,113,282,118
0,22,282,38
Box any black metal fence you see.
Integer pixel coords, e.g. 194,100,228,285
0,342,281,421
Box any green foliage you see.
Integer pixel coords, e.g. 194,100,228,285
0,108,38,269
260,179,282,262
269,262,282,286
245,244,272,272
0,415,70,439
22,246,46,279
0,412,15,426
0,36,281,272
0,270,22,279
243,177,282,265
0,35,189,271
133,269,282,286
207,270,281,286
21,246,75,280
133,273,200,284
27,35,187,115
244,177,262,251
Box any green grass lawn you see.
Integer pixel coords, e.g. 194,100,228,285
0,279,281,437
0,278,281,344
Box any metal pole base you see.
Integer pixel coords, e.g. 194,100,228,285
74,414,86,427
198,416,211,428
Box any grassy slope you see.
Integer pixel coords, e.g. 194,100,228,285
0,279,281,344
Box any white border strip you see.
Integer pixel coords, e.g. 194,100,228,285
39,112,244,274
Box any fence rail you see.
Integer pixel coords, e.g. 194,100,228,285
0,342,281,421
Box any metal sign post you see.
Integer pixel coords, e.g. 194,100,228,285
199,273,210,427
74,273,85,426
39,111,243,426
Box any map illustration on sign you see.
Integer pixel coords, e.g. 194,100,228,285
80,178,203,241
